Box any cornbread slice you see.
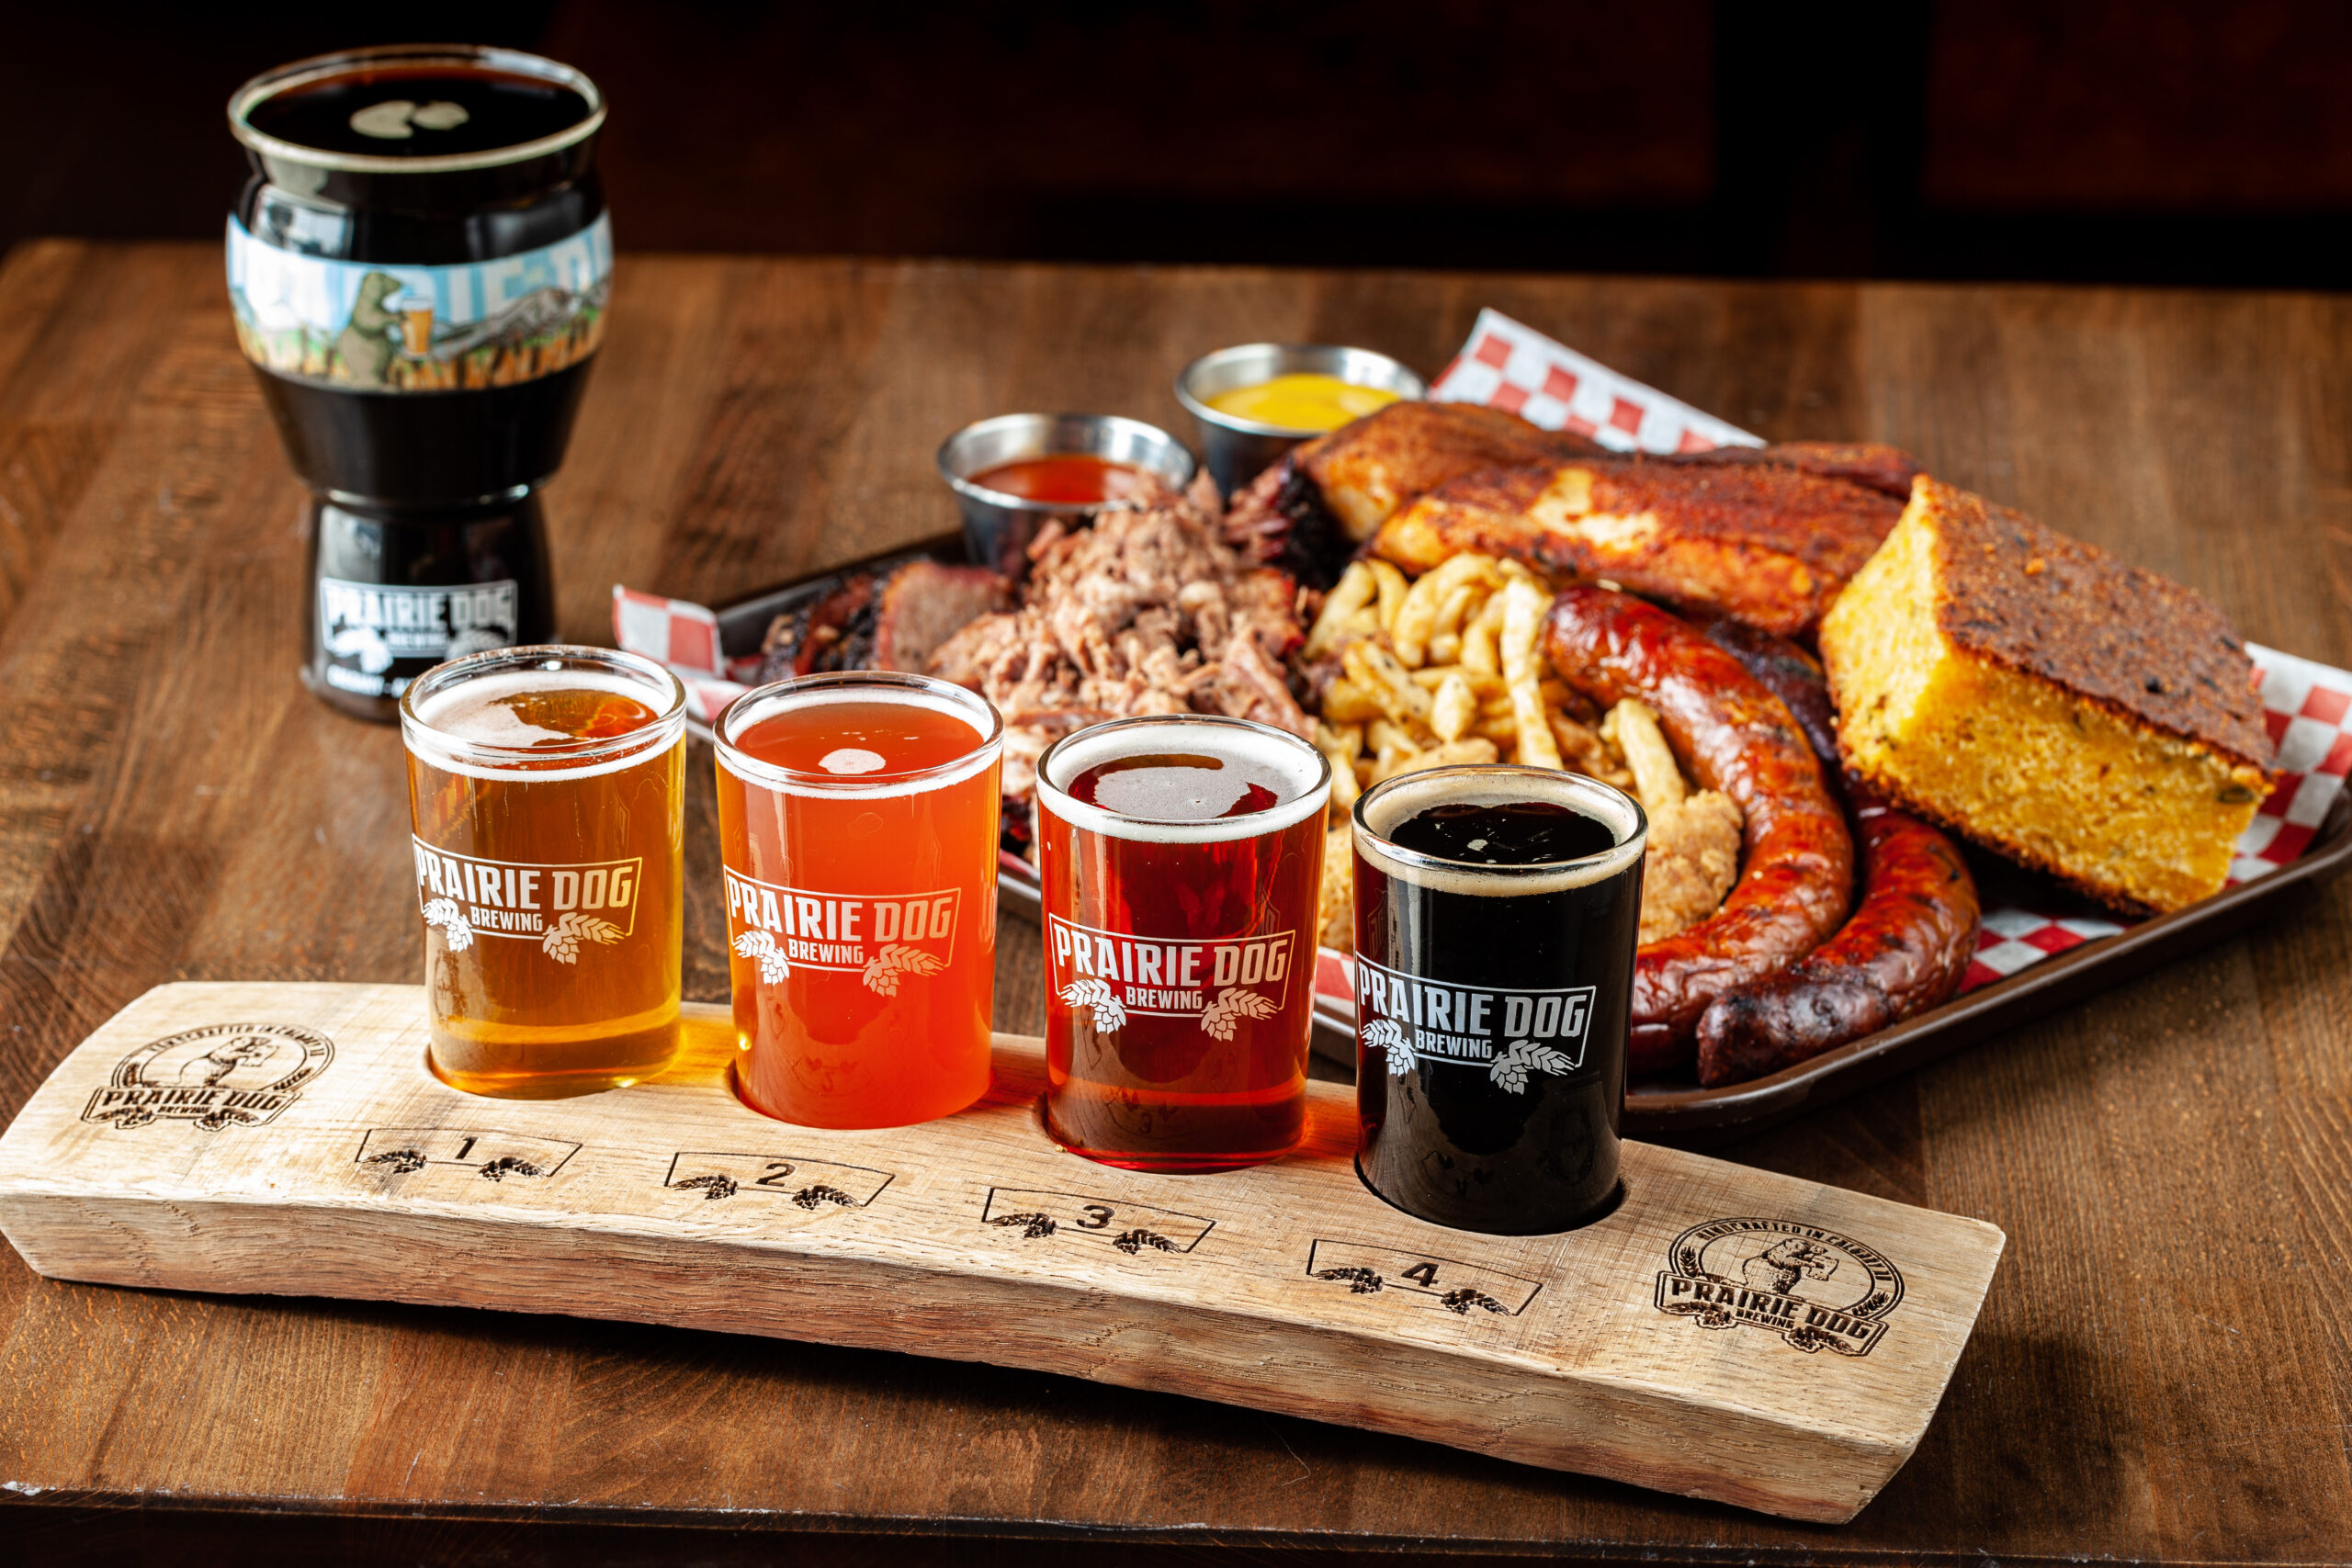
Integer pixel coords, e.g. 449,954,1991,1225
1820,476,2274,915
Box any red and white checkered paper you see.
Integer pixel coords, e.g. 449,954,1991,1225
1428,307,1764,454
611,586,761,728
619,310,2352,1006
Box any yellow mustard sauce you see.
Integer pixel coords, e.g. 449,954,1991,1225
1204,373,1404,432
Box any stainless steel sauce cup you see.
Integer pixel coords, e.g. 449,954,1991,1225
935,412,1197,581
1174,344,1427,497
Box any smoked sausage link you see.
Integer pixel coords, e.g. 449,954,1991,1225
1695,795,1977,1085
1542,588,1852,1075
1696,620,1982,1087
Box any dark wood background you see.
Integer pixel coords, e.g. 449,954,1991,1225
8,1,2352,288
0,243,2346,1562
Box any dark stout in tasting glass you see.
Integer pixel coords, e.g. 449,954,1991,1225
1351,765,1646,1234
1035,715,1331,1172
228,45,611,720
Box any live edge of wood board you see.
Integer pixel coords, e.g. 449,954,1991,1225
0,982,2004,1525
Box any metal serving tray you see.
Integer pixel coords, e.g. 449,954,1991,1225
707,547,2352,1148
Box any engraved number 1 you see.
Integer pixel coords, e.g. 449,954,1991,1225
1402,1262,1440,1288
455,1137,478,1161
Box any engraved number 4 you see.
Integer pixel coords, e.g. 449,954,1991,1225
1402,1262,1440,1288
1077,1204,1114,1230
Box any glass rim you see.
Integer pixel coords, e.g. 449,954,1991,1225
400,644,686,772
714,671,1006,795
229,43,607,176
1351,764,1649,886
1034,713,1334,842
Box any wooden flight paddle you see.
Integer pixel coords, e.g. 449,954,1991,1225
0,983,2003,1523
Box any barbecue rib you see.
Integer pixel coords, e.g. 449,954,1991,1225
1373,457,1906,637
1222,401,1923,619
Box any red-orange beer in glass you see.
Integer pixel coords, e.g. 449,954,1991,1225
1035,715,1331,1172
715,671,1003,1128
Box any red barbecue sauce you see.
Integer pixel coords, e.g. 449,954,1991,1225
968,454,1150,505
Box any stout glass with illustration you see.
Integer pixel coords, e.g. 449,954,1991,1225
229,44,611,720
402,646,685,1098
1035,714,1331,1173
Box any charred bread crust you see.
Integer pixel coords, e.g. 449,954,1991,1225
1928,480,2273,773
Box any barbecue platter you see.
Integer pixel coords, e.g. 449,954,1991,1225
718,383,2301,1103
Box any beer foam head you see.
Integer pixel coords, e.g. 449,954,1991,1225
402,647,686,781
716,675,1002,800
1354,765,1646,897
1037,716,1331,845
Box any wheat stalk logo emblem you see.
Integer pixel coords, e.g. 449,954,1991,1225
863,942,946,997
1487,1037,1574,1094
733,929,790,984
421,897,474,953
1199,987,1278,1040
1057,977,1126,1032
1363,1016,1413,1075
541,911,622,964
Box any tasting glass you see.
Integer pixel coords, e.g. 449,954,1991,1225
1034,714,1332,1174
1351,765,1645,1234
401,645,686,1099
715,671,1004,1130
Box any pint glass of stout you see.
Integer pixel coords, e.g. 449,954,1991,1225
716,672,1004,1130
1035,715,1332,1172
229,45,612,721
401,646,687,1097
1351,766,1646,1234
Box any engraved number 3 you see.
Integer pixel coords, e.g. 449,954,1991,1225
1078,1204,1114,1230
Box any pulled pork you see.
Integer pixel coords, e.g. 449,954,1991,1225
928,479,1314,810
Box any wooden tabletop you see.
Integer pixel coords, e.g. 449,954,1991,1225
0,241,2347,1565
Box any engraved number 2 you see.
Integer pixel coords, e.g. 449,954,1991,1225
1077,1204,1114,1230
1402,1262,1441,1288
755,1161,797,1186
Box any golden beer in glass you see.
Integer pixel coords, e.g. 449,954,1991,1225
401,645,686,1097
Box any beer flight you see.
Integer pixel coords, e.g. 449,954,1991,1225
402,646,1645,1238
230,39,1647,1241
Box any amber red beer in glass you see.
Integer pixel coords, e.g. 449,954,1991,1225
1351,765,1645,1234
402,645,686,1098
1035,715,1331,1172
716,672,1004,1130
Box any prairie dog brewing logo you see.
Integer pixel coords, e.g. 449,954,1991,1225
1046,915,1293,1036
1354,955,1595,1094
1655,1217,1905,1357
317,577,518,699
83,1022,334,1132
413,840,641,964
724,869,959,998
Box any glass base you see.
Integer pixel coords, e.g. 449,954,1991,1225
302,492,556,724
1042,1093,1303,1175
428,1008,678,1100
